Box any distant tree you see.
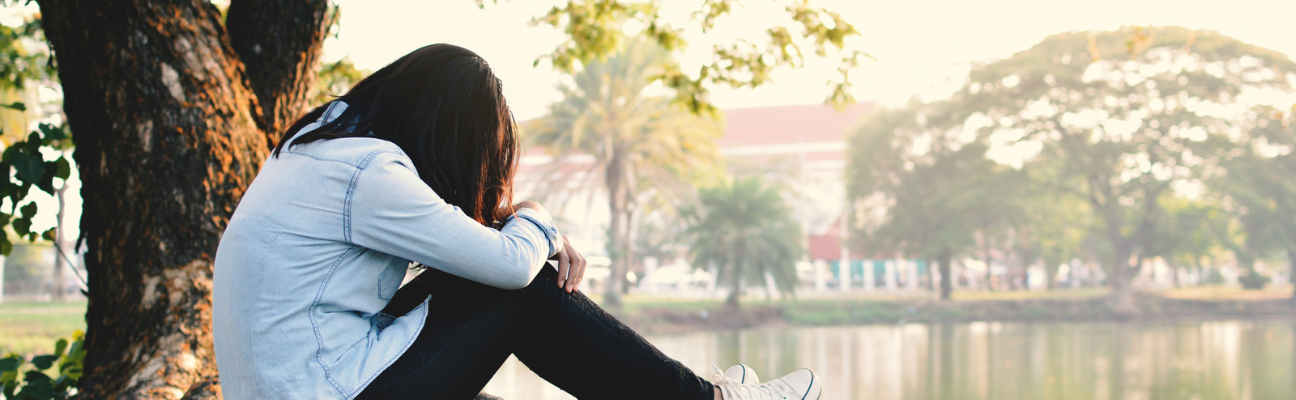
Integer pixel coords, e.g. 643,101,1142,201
1013,186,1094,290
1142,197,1227,287
528,38,723,308
685,177,803,307
1207,119,1296,291
847,102,1025,300
866,26,1296,313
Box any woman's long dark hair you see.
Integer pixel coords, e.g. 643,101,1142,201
274,44,518,226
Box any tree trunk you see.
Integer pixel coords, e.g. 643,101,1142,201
1106,239,1138,316
226,0,332,141
621,201,636,295
980,235,993,291
38,1,328,398
51,171,69,301
603,154,627,310
938,251,953,301
725,260,741,308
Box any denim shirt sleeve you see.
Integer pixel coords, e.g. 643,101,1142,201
348,151,562,290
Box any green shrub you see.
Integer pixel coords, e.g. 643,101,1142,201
1202,269,1227,285
1238,270,1269,290
0,331,84,400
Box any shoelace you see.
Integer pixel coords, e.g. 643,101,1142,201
710,366,796,400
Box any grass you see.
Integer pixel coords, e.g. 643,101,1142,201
1159,285,1294,300
0,300,86,356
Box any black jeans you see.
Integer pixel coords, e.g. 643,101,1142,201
357,266,715,400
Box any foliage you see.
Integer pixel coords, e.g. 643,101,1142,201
0,331,85,400
1236,269,1269,290
1143,197,1227,270
845,26,1296,304
0,7,73,256
517,0,868,113
1205,111,1296,290
846,102,1026,298
0,13,51,95
312,56,368,105
528,37,723,307
684,177,803,307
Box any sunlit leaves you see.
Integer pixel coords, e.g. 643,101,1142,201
0,123,73,253
523,0,865,114
0,331,85,400
0,12,52,93
313,56,367,105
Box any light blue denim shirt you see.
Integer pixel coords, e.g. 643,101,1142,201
213,102,562,400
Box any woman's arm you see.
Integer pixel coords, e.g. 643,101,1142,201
349,152,562,290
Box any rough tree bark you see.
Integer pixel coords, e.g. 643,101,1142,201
36,0,329,398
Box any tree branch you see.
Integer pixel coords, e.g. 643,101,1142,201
226,0,333,146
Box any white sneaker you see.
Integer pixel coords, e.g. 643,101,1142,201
714,368,822,400
714,364,760,385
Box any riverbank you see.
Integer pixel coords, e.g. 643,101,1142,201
3,286,1293,354
602,287,1296,334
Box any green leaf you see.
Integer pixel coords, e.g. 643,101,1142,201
36,162,56,194
30,355,56,370
0,356,19,373
41,228,56,241
53,339,67,359
38,123,66,142
22,370,50,383
13,217,31,236
20,202,36,218
16,372,53,399
23,132,41,153
1,102,24,111
10,150,44,184
53,157,70,180
0,238,12,256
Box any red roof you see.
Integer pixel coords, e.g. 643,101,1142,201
720,103,875,147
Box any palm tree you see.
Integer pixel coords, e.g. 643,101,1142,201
527,37,722,309
685,177,803,308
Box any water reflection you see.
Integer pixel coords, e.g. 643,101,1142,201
482,320,1295,400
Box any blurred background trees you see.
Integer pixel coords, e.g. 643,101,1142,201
685,177,803,307
526,38,724,308
846,26,1296,308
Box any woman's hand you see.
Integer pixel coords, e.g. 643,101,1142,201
550,236,585,293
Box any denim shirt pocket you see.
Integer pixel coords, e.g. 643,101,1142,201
376,257,407,300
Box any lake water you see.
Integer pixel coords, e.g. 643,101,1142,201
482,320,1296,400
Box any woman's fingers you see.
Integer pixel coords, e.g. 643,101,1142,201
568,253,586,293
556,246,571,290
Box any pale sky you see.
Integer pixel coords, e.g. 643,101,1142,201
323,0,1296,119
